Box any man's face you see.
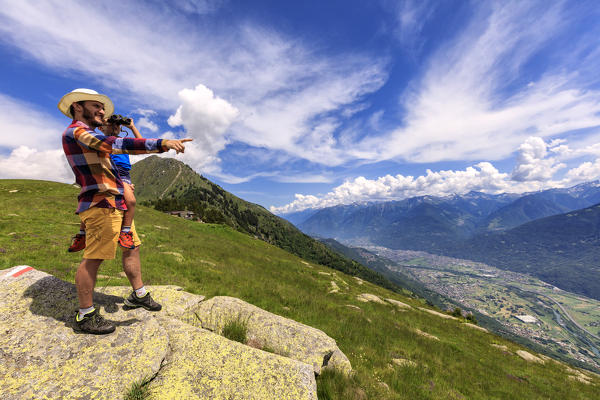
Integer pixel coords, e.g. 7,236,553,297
79,101,105,128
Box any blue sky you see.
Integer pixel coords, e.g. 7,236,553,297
1,0,600,213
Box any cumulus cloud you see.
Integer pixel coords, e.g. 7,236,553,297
271,136,600,213
0,94,65,151
0,146,72,182
167,84,238,169
511,137,565,181
271,162,515,214
133,109,159,133
0,1,386,174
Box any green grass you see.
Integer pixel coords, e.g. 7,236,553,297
221,314,249,343
2,180,600,399
123,376,152,400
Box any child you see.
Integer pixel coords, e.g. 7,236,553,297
68,116,142,252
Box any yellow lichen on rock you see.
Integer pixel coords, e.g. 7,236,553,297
192,296,352,374
149,317,317,400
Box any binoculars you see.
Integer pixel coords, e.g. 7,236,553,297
107,114,132,126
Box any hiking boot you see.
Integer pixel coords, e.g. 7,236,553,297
124,291,162,311
68,233,86,252
74,308,115,334
118,231,135,249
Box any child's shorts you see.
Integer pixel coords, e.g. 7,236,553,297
79,207,141,260
116,165,132,185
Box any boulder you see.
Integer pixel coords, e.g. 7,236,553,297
386,298,412,309
0,267,319,400
418,307,459,320
0,266,169,400
149,317,317,399
356,293,387,304
392,358,417,368
516,350,544,364
192,296,351,374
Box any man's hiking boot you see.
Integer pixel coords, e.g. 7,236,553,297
74,308,115,334
124,291,162,311
118,231,135,249
68,233,86,252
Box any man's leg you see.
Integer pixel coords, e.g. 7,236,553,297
73,207,120,334
122,246,142,289
75,258,103,308
122,244,162,311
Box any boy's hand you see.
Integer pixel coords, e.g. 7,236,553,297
164,138,193,154
125,118,135,130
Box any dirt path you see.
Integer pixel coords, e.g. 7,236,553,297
159,163,182,199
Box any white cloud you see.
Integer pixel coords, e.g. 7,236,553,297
0,94,65,151
0,1,386,174
0,146,72,182
272,162,520,213
354,1,600,164
511,137,565,181
563,159,600,182
136,117,159,133
272,136,600,213
167,84,238,170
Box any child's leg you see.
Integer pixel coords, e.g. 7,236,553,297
122,183,136,230
79,221,86,233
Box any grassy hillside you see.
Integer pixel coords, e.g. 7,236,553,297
1,180,599,399
131,156,399,294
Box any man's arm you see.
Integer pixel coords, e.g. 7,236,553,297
73,126,191,155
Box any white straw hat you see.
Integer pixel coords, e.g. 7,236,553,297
57,88,114,118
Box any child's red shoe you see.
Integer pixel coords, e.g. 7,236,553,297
68,234,86,252
118,231,135,249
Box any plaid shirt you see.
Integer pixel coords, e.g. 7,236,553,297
62,120,166,214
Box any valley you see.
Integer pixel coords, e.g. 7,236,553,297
360,246,600,372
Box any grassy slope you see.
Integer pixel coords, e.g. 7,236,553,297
1,179,598,399
131,156,399,294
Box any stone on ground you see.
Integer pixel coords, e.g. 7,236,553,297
516,350,545,364
192,296,351,374
0,266,168,400
356,293,387,304
418,306,459,320
0,267,320,400
386,298,412,309
149,317,316,399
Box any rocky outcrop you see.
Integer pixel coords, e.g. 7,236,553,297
191,296,352,375
418,306,459,320
0,266,351,399
386,298,412,309
516,350,544,364
356,293,387,304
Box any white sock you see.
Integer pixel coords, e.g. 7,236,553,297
78,305,95,320
135,286,147,297
78,230,86,235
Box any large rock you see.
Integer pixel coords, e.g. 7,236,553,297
0,266,319,400
0,266,169,400
192,296,352,374
149,317,316,399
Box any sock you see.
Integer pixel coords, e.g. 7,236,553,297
78,305,95,320
135,286,147,297
78,230,86,235
121,226,131,233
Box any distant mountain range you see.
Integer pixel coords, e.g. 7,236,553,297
283,181,600,300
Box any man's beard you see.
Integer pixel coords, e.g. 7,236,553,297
83,107,102,128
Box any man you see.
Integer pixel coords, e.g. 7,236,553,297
58,88,192,334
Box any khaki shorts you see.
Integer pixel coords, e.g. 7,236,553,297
79,207,141,260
